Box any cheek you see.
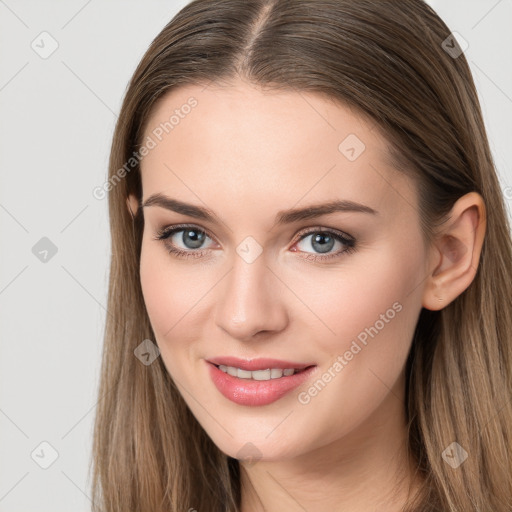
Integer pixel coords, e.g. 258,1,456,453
139,242,198,341
285,244,425,444
139,240,219,373
294,240,425,365
140,244,173,330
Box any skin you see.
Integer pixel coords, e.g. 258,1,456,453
127,77,486,511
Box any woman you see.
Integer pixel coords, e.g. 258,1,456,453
91,1,512,510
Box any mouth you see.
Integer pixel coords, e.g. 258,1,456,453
211,363,314,381
205,357,317,406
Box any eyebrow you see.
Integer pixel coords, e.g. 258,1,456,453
141,193,378,225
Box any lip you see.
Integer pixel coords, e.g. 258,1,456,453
206,356,315,371
206,360,317,406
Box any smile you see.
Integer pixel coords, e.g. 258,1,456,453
215,364,303,381
207,361,317,406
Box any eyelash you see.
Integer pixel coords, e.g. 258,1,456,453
152,223,356,262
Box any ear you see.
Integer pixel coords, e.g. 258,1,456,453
126,194,140,220
422,192,486,311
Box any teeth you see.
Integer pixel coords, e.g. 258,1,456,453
237,368,252,379
252,369,271,380
217,365,300,381
226,366,237,377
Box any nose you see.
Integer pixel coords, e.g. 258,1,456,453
214,251,289,341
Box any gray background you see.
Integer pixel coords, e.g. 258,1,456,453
0,1,511,510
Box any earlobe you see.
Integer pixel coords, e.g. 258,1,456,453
127,194,140,220
422,192,486,311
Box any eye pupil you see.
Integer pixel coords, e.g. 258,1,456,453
183,229,205,249
311,233,334,254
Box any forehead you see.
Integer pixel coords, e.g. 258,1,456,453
139,80,415,223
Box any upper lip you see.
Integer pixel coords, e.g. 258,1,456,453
206,356,315,371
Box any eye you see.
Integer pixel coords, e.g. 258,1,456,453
291,227,356,261
153,224,216,259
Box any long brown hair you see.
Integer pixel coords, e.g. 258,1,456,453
90,1,512,510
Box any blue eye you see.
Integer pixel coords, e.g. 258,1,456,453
154,224,215,259
153,224,356,262
293,228,356,261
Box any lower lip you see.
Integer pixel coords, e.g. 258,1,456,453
206,361,317,406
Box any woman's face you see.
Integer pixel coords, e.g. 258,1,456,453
133,79,433,462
